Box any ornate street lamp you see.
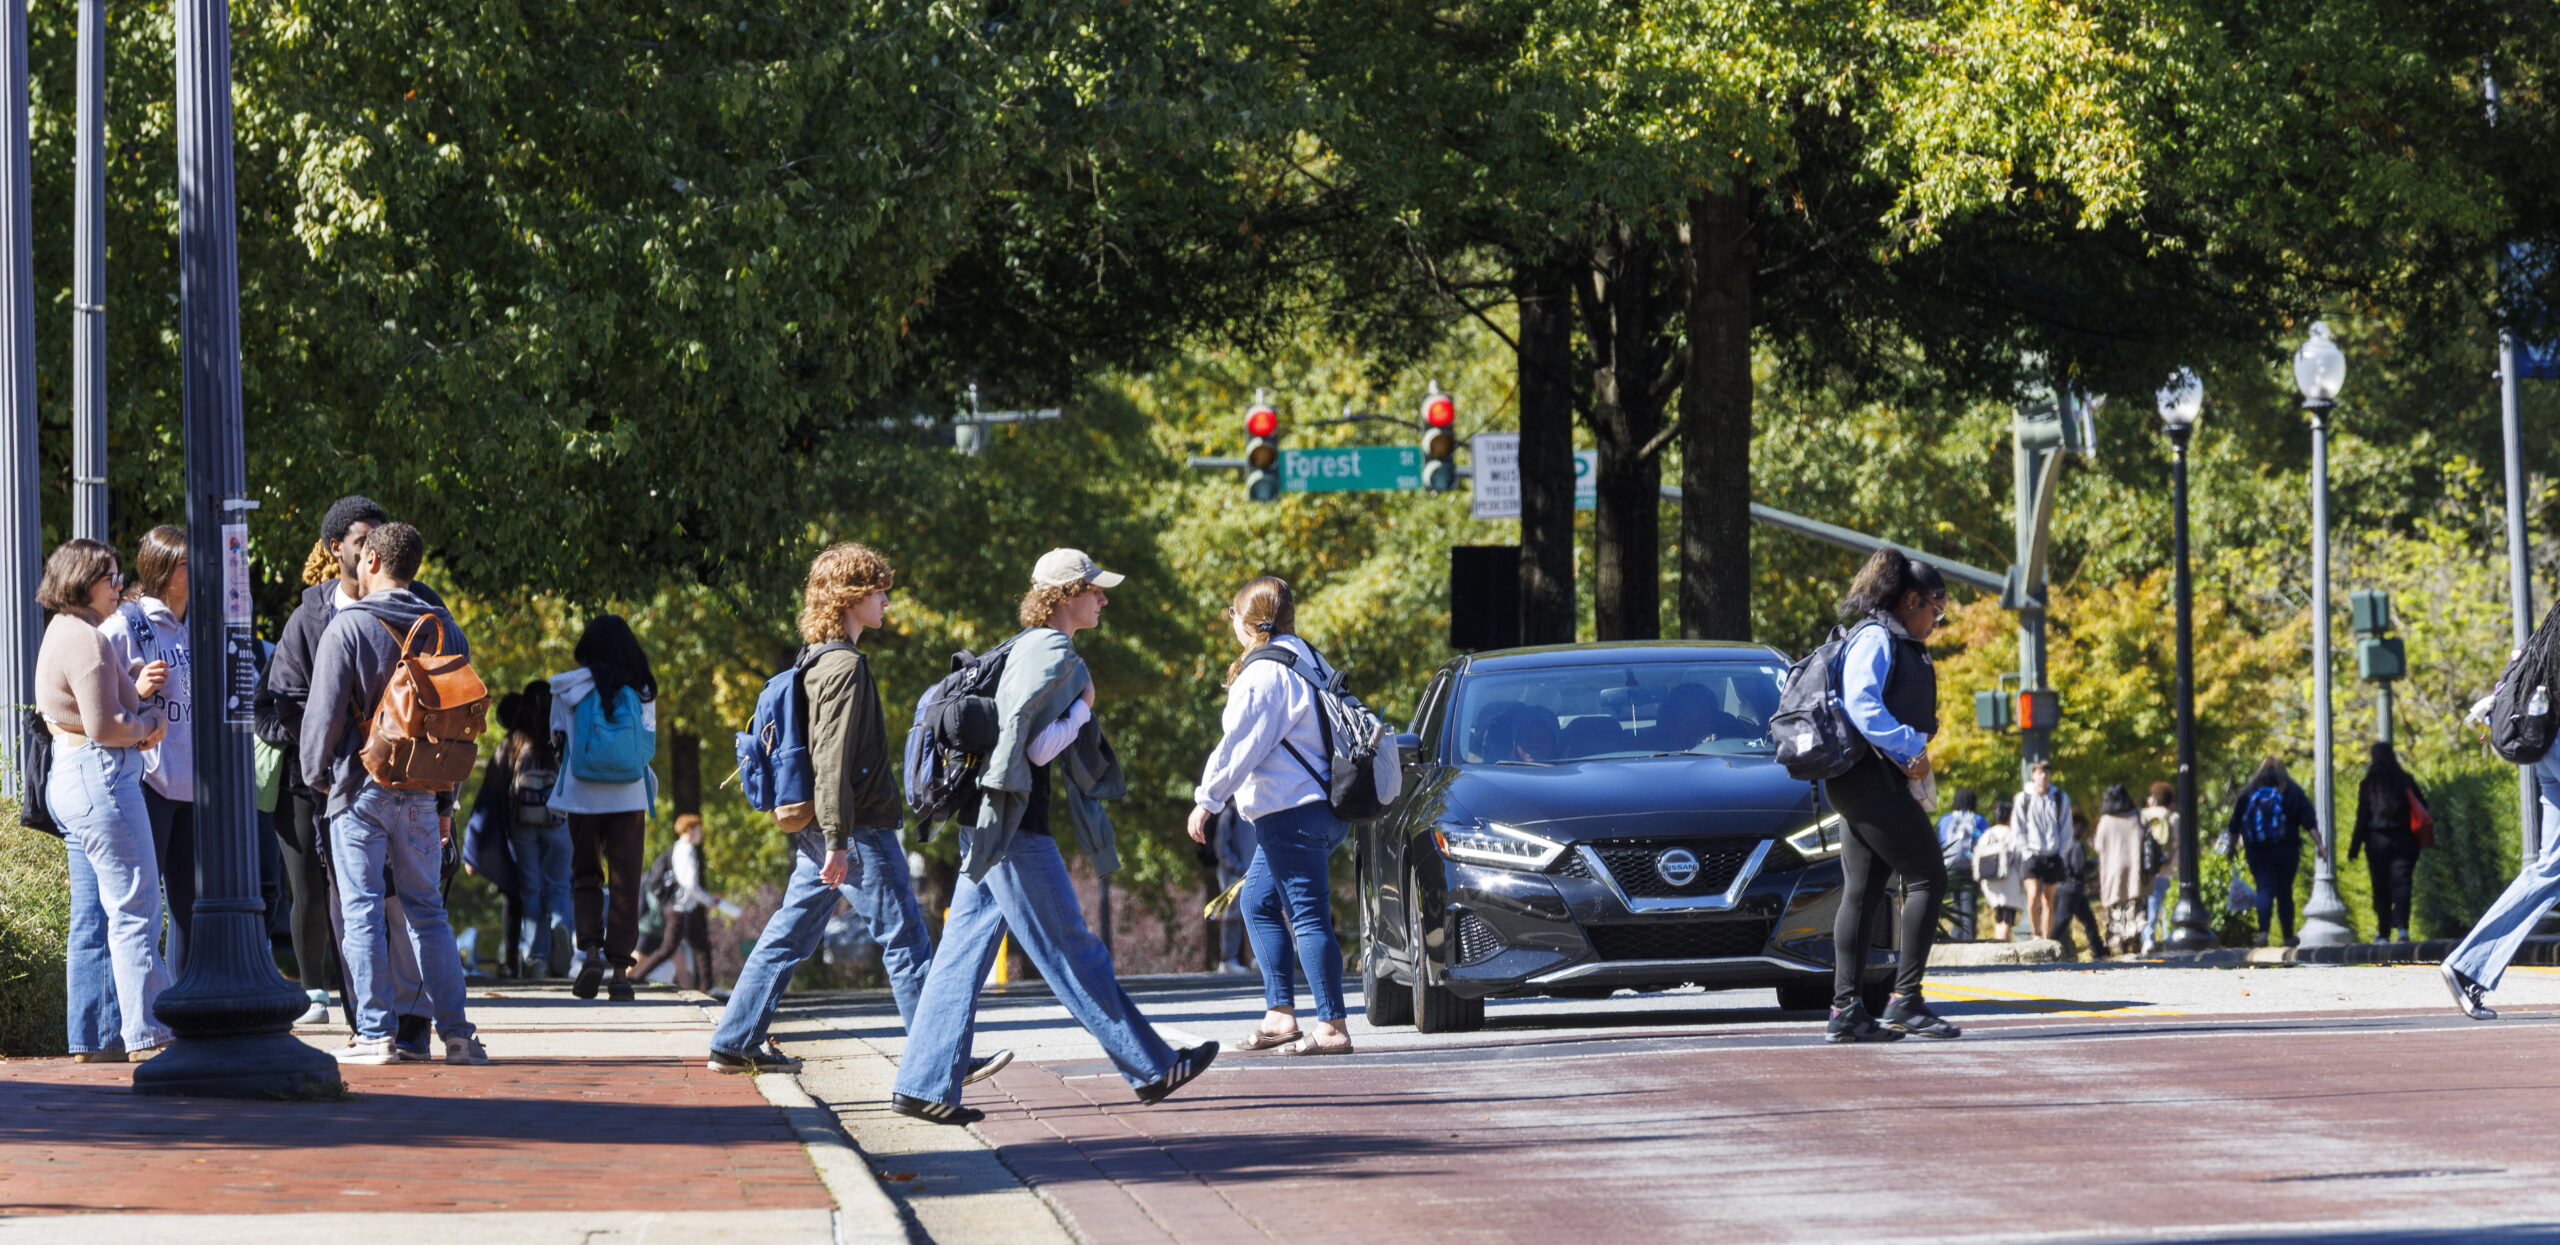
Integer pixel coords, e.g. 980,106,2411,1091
2293,323,2356,947
2157,369,2216,952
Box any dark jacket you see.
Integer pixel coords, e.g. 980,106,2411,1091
2224,779,2317,858
257,578,447,792
806,645,898,851
1864,609,1940,738
300,586,470,818
2351,768,2428,861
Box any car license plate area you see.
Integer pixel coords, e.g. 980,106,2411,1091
1584,918,1775,961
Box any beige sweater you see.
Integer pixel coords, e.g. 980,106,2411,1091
36,608,162,748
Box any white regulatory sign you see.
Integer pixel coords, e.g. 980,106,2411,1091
1469,436,1595,519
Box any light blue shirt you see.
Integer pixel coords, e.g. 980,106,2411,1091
1841,622,1928,766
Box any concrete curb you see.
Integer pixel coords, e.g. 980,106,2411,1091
675,990,909,1245
2147,936,2560,966
1928,938,2064,967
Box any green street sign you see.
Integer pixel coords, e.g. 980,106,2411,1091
1283,446,1421,493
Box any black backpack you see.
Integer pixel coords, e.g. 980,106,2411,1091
1769,625,1870,782
2490,611,2560,763
17,709,58,837
640,845,678,909
1238,645,1402,822
902,639,1020,837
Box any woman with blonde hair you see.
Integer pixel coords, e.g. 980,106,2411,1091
1187,576,1355,1054
37,538,174,1060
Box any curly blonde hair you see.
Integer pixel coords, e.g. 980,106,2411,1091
1019,580,1096,629
799,543,896,643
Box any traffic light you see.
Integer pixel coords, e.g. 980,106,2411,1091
2017,689,2063,732
1245,396,1281,502
1420,381,1457,492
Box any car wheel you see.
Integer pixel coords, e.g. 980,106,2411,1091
1409,871,1484,1034
1362,938,1413,1027
1773,979,1829,1012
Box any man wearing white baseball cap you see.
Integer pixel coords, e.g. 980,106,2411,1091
890,548,1215,1123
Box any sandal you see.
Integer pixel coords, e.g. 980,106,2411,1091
1234,1028,1303,1051
1277,1035,1355,1057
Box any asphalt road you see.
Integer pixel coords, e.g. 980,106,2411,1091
774,963,2560,1244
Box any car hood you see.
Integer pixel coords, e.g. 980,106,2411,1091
1437,754,1818,840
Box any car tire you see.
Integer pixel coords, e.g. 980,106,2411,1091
1773,979,1829,1012
1362,941,1413,1027
1409,871,1484,1034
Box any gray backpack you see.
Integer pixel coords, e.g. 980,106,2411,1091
1239,645,1404,822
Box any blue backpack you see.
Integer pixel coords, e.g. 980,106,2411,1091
2240,785,2291,847
571,685,656,785
735,642,853,829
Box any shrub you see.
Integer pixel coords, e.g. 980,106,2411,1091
0,813,70,1057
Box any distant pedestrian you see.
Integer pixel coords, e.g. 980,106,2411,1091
890,549,1216,1121
2049,810,2106,959
1820,549,1958,1042
2351,742,2427,944
2010,761,2072,940
711,544,1007,1081
96,525,196,974
1211,807,1256,972
1936,787,1987,942
1971,818,2027,941
2138,782,2180,953
39,538,175,1062
1188,576,1355,1056
472,684,570,977
633,814,717,990
298,522,488,1065
2094,784,2153,954
547,615,659,1002
2224,756,2317,947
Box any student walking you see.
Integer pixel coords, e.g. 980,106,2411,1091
1187,576,1355,1056
890,549,1215,1121
548,615,659,1002
2352,742,2428,944
1210,808,1256,973
2094,784,2154,954
710,544,1008,1079
40,538,175,1061
96,525,195,973
1822,550,1959,1042
2225,756,2318,946
2050,810,2107,959
633,814,717,989
2010,761,2072,939
499,683,572,975
1971,817,2027,942
299,523,488,1066
2138,782,2180,953
1936,788,1987,942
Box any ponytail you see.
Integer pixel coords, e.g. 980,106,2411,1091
1222,576,1297,686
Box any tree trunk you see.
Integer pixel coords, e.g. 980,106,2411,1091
1681,188,1755,640
668,730,701,816
1516,259,1578,645
1579,222,1671,641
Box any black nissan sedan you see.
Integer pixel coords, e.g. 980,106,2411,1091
1357,641,1891,1033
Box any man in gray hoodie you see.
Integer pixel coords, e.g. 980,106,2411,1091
300,522,487,1066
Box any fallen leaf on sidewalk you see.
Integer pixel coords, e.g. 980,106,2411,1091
879,1172,919,1183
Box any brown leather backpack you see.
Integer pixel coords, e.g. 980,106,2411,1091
359,614,490,790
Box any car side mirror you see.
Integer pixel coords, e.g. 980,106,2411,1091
1394,732,1422,766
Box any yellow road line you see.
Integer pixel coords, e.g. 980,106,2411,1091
1920,979,2185,1017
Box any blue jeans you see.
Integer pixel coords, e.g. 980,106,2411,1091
510,821,573,965
2449,752,2560,990
2245,841,2299,940
892,834,1175,1105
331,785,474,1042
2144,874,2173,949
1241,801,1350,1023
64,836,122,1053
713,828,932,1055
51,740,173,1051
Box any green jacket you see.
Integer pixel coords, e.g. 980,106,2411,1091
959,627,1126,879
807,646,898,850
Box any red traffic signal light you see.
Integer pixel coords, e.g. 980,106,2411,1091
1424,394,1455,428
2017,689,2062,731
1246,405,1278,438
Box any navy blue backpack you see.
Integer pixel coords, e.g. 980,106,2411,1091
733,641,853,832
2240,785,2291,847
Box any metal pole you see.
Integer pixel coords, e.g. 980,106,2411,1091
69,0,105,541
2376,682,2395,746
133,0,339,1097
2165,426,2215,952
2488,66,2540,882
2015,434,2050,781
0,0,38,804
2298,401,2354,946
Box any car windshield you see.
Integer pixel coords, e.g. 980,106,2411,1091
1450,661,1787,765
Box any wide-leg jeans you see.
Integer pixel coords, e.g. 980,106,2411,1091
50,740,173,1051
713,828,932,1055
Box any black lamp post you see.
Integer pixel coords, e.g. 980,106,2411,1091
2158,369,2215,952
132,0,340,1097
2293,323,2356,947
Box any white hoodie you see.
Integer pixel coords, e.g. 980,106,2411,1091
546,666,657,816
98,595,191,802
1192,635,1332,824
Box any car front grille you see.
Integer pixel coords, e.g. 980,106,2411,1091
1454,910,1504,966
1552,851,1594,879
1585,918,1774,962
1583,838,1764,899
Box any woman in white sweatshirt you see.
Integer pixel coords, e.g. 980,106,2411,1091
1186,577,1353,1056
97,525,195,972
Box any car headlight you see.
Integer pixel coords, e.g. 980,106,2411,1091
1433,821,1567,871
1785,813,1847,861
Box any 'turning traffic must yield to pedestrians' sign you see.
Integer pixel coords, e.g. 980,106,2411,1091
1284,446,1422,493
1466,434,1596,520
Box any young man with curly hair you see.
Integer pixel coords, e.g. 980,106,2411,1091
708,543,1009,1084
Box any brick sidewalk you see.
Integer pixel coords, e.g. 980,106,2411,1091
0,991,831,1219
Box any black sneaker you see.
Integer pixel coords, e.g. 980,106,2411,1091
606,972,635,1003
393,1014,433,1062
572,958,603,1000
1882,994,1962,1039
1825,1002,1904,1044
707,1044,805,1074
1135,1042,1218,1105
962,1049,1015,1086
889,1093,984,1126
2442,964,2497,1021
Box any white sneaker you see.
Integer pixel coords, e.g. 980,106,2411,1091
332,1038,398,1065
444,1036,491,1066
295,991,332,1025
1217,960,1249,974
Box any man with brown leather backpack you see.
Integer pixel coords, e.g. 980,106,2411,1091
301,522,492,1066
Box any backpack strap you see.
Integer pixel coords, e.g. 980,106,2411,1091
1243,643,1337,785
116,601,158,663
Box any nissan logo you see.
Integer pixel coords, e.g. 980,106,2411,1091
1655,848,1700,888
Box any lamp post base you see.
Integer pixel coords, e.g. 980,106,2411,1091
130,904,344,1099
132,1031,342,1099
2163,893,2218,953
2296,873,2357,947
